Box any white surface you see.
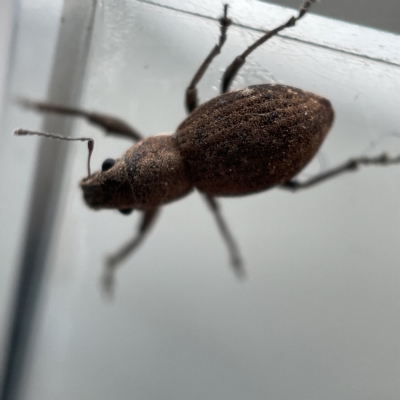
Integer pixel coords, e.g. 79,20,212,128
140,0,400,64
1,0,400,399
0,0,13,115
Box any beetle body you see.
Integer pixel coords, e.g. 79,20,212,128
19,1,398,289
80,84,334,210
178,84,333,196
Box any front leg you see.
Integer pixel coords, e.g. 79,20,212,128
102,208,160,297
18,99,143,142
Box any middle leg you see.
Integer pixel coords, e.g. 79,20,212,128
203,194,245,278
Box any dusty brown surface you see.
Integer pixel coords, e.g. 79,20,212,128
177,84,334,196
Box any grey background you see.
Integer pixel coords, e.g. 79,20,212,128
0,0,399,399
269,0,400,34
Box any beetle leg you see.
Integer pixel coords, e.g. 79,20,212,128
221,0,317,94
102,208,160,297
18,98,143,142
185,5,231,113
281,153,400,191
203,194,245,278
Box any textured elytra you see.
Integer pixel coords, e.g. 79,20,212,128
177,84,334,196
81,135,192,209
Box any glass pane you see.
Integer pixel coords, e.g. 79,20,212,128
0,0,63,370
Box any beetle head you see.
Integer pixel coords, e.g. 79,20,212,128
80,157,135,212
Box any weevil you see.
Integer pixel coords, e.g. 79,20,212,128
15,0,400,293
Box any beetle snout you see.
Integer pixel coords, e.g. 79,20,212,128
79,166,136,210
80,173,108,209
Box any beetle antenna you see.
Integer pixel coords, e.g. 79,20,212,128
13,128,94,178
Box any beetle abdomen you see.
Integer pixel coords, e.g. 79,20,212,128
177,84,334,196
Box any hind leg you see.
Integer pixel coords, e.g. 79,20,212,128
185,5,231,113
281,153,400,191
221,0,317,93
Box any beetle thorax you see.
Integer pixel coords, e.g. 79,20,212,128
80,135,193,210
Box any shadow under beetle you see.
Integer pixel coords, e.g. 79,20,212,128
15,0,400,293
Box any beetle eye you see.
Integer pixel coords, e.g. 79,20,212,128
119,208,133,215
102,158,115,172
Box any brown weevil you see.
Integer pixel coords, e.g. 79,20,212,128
14,0,400,293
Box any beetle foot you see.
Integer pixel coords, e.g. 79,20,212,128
231,257,246,279
101,263,116,300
